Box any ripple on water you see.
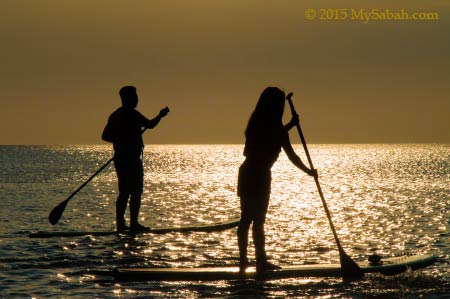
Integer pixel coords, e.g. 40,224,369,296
0,144,449,297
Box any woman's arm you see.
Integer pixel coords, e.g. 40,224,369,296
282,131,317,177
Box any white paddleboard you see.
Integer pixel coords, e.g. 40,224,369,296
112,254,437,281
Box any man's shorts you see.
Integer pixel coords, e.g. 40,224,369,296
114,157,144,195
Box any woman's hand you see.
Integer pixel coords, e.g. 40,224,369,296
288,113,299,127
309,168,318,178
285,113,299,131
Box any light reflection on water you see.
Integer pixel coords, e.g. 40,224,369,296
0,144,448,297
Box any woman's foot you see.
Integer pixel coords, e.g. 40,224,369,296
239,258,250,274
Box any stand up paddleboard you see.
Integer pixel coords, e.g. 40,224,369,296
29,218,240,238
111,254,436,281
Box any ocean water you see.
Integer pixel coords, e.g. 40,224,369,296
0,144,448,298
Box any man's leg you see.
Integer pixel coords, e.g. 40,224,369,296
129,158,148,232
130,193,149,231
116,192,129,231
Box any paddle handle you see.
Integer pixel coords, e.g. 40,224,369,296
286,92,343,250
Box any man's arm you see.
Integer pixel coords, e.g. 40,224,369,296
140,107,170,129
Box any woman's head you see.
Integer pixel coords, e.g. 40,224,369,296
245,87,286,139
252,87,285,124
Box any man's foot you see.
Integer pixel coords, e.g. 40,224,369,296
130,223,151,233
256,261,281,273
117,224,130,233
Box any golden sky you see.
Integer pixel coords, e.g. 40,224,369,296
1,0,449,144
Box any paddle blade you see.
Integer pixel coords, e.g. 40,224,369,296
48,199,69,225
339,250,364,279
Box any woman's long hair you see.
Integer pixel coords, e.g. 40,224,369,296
245,87,285,141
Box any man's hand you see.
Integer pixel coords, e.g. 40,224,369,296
159,107,170,118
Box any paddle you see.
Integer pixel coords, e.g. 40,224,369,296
286,92,363,278
48,127,150,225
48,157,114,225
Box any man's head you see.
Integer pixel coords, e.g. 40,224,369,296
119,86,138,108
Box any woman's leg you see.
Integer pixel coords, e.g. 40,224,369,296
237,196,252,272
253,173,280,272
253,196,269,270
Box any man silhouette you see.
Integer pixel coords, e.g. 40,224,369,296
102,86,169,232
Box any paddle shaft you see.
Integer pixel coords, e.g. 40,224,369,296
65,157,114,204
286,93,343,250
286,93,363,278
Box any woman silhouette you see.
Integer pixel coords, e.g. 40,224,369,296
237,87,317,273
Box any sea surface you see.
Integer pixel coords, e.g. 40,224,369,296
0,144,449,298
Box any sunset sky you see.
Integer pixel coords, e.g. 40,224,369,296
1,0,449,144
